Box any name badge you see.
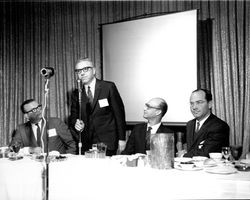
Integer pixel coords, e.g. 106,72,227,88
99,98,109,108
48,128,57,137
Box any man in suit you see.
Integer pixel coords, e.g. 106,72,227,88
183,89,230,158
121,97,173,155
10,99,77,154
69,58,126,156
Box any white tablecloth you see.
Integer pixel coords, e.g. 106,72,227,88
0,157,44,200
1,156,250,200
49,156,250,200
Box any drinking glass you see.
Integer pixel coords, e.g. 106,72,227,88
92,144,97,151
11,141,21,153
222,147,231,165
230,145,243,161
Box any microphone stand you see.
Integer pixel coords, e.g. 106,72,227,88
40,67,54,200
77,80,82,155
42,77,51,200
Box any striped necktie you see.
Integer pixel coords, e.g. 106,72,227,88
35,123,42,147
195,121,200,133
145,127,152,150
87,86,93,104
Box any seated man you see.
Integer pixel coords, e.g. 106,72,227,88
10,99,77,154
183,89,230,158
121,97,173,155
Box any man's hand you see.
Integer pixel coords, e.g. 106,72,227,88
118,140,126,153
74,119,85,132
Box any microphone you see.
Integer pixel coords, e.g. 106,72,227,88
40,67,54,78
77,79,82,92
77,79,82,103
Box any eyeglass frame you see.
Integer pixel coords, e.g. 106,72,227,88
75,66,93,74
25,104,42,114
145,103,161,110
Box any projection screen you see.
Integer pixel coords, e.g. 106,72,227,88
102,10,197,125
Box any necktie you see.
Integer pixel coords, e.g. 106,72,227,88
36,123,42,147
87,86,93,104
145,127,152,150
195,121,200,133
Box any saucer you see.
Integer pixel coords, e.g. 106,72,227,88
174,164,202,171
204,166,237,174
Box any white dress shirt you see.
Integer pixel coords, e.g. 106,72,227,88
84,77,96,98
31,120,42,140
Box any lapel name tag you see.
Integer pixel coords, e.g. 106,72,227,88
48,128,57,137
99,98,109,108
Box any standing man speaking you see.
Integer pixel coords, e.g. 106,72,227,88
69,58,126,156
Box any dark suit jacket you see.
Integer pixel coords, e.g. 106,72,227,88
184,113,230,158
11,118,77,154
121,123,174,155
69,79,126,152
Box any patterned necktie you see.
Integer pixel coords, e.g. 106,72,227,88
87,86,93,104
145,126,152,150
195,121,200,133
36,123,41,147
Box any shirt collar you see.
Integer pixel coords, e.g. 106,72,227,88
147,122,161,134
85,77,96,94
196,113,210,129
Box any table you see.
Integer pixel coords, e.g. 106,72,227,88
1,156,250,200
49,156,250,200
0,157,44,200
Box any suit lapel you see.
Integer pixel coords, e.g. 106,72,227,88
156,124,165,133
81,88,90,120
23,122,38,147
91,79,101,113
190,115,214,149
141,123,148,147
187,120,197,150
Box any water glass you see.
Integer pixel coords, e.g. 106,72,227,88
222,147,231,164
230,145,242,161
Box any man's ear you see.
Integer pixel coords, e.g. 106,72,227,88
24,113,29,120
93,67,96,76
208,100,212,109
156,109,162,117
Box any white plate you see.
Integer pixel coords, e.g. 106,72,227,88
240,159,250,165
174,157,192,163
192,156,208,161
203,163,217,168
174,164,202,171
204,166,237,174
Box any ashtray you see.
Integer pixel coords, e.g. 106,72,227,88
235,164,250,171
9,156,23,161
53,155,67,161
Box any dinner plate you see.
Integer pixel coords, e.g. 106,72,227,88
174,157,192,163
204,166,237,174
203,163,217,168
192,156,208,161
240,159,250,165
174,164,202,171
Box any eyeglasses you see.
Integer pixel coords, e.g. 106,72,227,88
75,67,93,74
25,104,42,114
145,103,161,110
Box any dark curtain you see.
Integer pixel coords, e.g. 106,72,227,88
0,0,249,157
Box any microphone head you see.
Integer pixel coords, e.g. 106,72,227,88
40,67,54,78
77,79,82,91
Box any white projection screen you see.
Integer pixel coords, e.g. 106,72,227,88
102,10,197,125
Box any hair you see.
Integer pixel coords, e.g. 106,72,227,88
20,99,35,113
75,57,93,67
192,88,212,102
158,98,168,117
